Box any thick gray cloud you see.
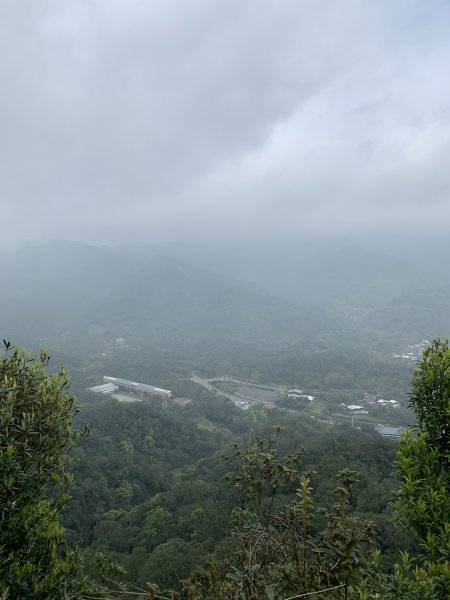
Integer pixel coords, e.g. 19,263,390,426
1,0,449,244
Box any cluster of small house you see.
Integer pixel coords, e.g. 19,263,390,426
287,389,315,402
362,392,399,407
341,392,400,414
392,340,430,362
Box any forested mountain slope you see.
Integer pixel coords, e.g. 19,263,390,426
2,240,449,353
65,395,409,592
0,241,339,349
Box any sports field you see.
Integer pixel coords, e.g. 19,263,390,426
112,393,142,403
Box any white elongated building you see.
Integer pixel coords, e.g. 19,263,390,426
87,382,118,395
103,376,172,398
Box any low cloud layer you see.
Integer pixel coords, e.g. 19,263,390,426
1,0,449,244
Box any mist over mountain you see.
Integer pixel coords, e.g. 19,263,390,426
1,239,449,351
109,235,448,298
0,241,338,349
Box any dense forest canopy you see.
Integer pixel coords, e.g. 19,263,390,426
1,337,449,598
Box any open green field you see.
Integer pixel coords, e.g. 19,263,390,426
332,412,378,424
112,393,142,403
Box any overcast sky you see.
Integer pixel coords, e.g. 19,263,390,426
1,0,449,245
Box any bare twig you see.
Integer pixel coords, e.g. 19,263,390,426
283,583,345,599
77,590,173,600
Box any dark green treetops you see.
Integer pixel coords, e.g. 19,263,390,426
392,339,450,595
357,339,450,599
0,341,80,599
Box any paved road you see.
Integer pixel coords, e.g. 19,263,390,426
191,375,218,393
191,374,278,408
191,375,242,402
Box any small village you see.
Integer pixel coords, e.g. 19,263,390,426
341,392,400,415
392,339,430,361
87,373,405,439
